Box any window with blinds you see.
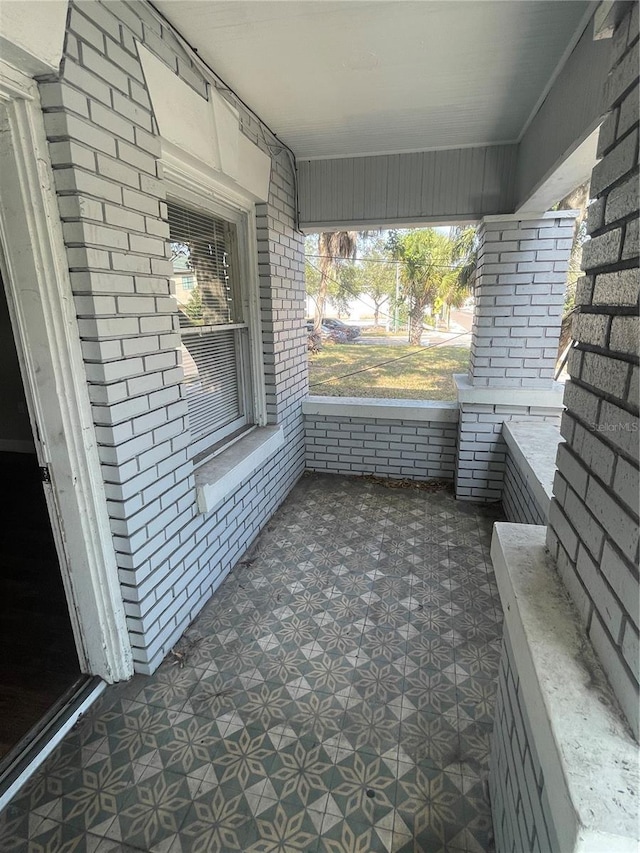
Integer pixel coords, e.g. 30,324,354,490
168,201,252,457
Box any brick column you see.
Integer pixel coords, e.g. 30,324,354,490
546,5,639,738
455,212,576,501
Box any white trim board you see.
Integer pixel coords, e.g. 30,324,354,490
0,65,133,683
0,680,105,812
137,43,271,203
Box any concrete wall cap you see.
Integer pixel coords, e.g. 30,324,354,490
502,420,560,514
491,523,639,853
303,395,459,423
454,374,565,407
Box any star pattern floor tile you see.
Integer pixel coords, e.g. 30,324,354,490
1,473,503,852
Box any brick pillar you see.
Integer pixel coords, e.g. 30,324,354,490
546,4,639,738
455,212,576,501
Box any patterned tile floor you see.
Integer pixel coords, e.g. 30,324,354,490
1,473,504,853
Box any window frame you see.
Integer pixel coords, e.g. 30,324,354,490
164,162,267,465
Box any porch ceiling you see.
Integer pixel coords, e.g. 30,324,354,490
153,0,595,160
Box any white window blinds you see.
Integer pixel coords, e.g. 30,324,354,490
168,202,250,454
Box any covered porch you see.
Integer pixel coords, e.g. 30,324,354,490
0,0,637,851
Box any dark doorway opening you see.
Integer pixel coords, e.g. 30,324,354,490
0,281,82,764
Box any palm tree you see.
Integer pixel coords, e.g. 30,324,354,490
315,231,357,333
387,229,455,345
437,226,477,329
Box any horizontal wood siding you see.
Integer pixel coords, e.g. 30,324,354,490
299,144,517,229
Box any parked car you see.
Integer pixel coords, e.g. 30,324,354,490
306,318,360,340
322,318,361,340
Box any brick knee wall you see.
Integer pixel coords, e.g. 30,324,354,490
456,405,561,502
304,414,458,480
490,630,561,853
502,454,547,525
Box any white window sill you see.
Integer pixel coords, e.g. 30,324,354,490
194,425,284,515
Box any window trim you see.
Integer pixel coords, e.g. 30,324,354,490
164,158,267,463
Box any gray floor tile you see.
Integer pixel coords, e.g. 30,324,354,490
2,473,501,852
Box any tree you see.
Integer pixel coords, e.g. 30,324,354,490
184,285,203,322
386,229,451,345
305,236,323,316
306,234,355,319
436,226,477,329
314,231,357,333
358,247,397,327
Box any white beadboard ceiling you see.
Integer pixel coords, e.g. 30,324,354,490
153,0,594,160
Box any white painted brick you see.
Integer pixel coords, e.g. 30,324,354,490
96,152,140,188
601,541,640,631
611,455,639,515
589,613,639,737
129,233,166,256
71,270,135,295
112,90,153,131
53,168,122,204
66,246,111,269
49,139,96,171
44,112,117,156
63,58,112,106
577,545,623,637
586,478,638,561
80,43,130,94
104,38,145,83
40,81,90,116
110,253,152,274
621,621,639,677
69,7,107,51
104,203,145,233
606,42,640,109
75,0,121,39
57,194,104,222
64,221,130,250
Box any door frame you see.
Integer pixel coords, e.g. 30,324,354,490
0,58,133,683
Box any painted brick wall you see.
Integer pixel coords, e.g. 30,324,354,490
546,5,639,738
469,214,576,389
502,454,547,526
456,405,561,502
490,629,561,853
304,412,458,480
39,0,306,673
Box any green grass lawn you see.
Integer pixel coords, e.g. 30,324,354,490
308,342,470,400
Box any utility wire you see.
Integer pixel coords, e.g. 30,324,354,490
306,259,466,330
306,259,400,327
309,332,469,388
307,254,463,270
